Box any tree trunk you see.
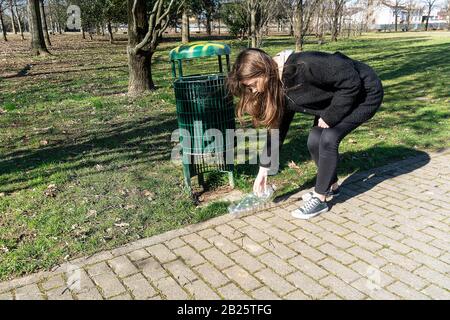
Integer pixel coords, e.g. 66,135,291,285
218,17,220,35
81,24,86,39
28,0,50,55
295,1,304,51
107,21,114,43
9,0,17,34
250,4,257,47
406,12,410,31
127,0,154,95
448,0,450,31
206,13,212,36
182,8,189,43
0,9,7,41
395,12,398,32
13,0,24,39
40,0,51,46
331,0,340,41
197,15,201,33
15,5,24,39
425,6,431,31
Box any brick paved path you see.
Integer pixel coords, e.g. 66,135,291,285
0,150,449,300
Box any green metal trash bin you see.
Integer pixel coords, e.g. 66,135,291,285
170,41,235,192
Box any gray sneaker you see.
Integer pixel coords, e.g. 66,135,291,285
291,197,329,220
301,186,341,201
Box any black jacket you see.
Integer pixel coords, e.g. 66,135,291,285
260,51,384,169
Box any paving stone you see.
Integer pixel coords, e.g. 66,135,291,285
202,247,235,270
154,276,189,300
15,284,45,300
251,287,281,300
91,272,126,299
108,256,139,278
173,245,206,267
286,272,329,299
254,268,295,296
123,273,156,299
319,275,366,300
184,279,221,300
194,263,229,288
223,265,262,291
217,283,251,300
146,244,177,263
230,250,265,273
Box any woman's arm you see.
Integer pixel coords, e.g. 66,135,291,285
259,108,296,172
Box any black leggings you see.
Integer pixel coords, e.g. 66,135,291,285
307,116,362,195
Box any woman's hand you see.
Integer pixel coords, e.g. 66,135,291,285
253,166,270,196
318,118,330,128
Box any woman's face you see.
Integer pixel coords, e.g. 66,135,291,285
241,76,265,94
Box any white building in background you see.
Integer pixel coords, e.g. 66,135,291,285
365,0,448,30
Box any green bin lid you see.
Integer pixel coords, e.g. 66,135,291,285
169,41,231,61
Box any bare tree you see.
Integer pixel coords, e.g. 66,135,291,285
331,0,346,41
40,0,51,45
127,0,181,96
382,0,405,31
245,0,279,48
422,0,437,30
14,0,25,39
28,0,50,55
404,0,417,31
447,0,449,30
0,1,7,41
181,3,189,43
8,0,17,33
281,0,321,51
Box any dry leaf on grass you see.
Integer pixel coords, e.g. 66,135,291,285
288,161,302,172
44,184,58,197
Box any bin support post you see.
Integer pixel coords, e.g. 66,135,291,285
182,163,192,192
218,55,223,73
198,173,205,188
228,171,235,189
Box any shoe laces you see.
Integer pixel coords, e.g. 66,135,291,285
302,197,321,212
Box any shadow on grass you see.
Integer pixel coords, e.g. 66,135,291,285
0,112,179,193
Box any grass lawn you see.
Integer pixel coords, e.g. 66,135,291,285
0,31,449,281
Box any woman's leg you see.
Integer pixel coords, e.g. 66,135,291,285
314,121,362,195
307,126,323,167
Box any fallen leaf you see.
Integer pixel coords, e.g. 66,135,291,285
0,192,5,197
87,210,97,218
348,139,357,144
143,190,155,200
114,222,130,228
40,140,49,146
44,184,58,197
288,161,301,171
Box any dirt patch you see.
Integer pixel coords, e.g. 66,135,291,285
194,186,244,207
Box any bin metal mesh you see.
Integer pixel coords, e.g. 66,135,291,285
173,74,235,177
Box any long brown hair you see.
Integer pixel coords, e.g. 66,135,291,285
227,48,284,129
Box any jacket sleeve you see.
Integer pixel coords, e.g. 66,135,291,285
314,56,361,127
259,108,295,171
